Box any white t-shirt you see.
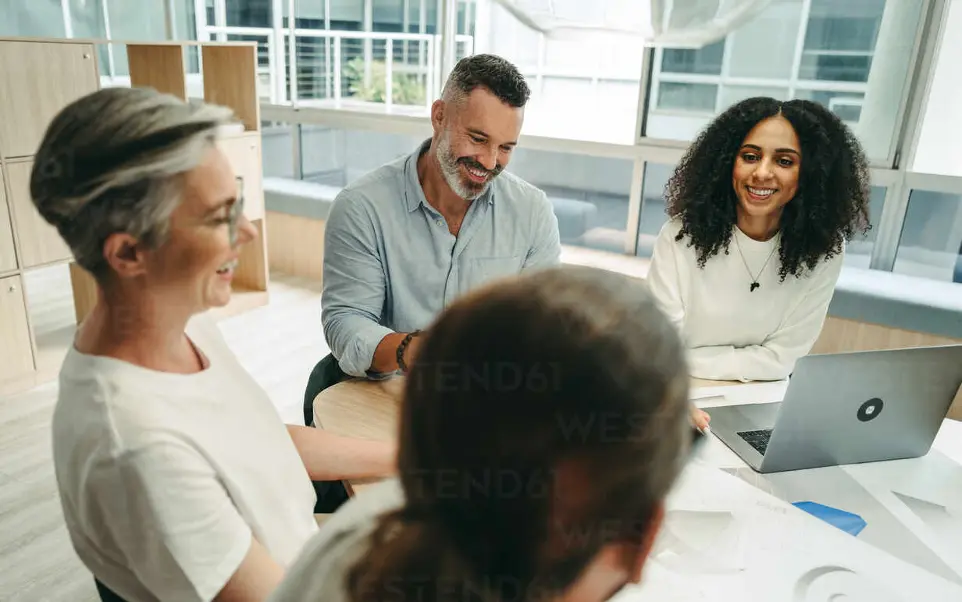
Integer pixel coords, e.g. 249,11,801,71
52,313,318,602
647,217,843,382
268,479,405,602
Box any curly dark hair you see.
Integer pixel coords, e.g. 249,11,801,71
665,97,871,280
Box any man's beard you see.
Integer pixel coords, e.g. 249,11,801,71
436,132,503,200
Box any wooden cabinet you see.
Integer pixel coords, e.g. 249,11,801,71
0,170,17,274
0,41,100,159
219,132,265,221
0,37,269,395
5,160,72,268
0,275,35,381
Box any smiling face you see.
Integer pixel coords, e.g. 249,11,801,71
432,86,523,200
731,115,801,226
141,145,256,313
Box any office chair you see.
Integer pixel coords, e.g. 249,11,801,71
303,353,351,513
303,353,348,427
95,579,127,602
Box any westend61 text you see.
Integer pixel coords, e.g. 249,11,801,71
408,361,562,393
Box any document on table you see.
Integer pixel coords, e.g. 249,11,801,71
610,462,962,601
689,379,790,407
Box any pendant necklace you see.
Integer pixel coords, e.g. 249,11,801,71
734,234,777,292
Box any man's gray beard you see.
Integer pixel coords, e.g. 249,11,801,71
436,134,487,201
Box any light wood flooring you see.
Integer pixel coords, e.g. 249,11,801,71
0,269,330,602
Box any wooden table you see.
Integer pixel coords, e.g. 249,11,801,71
312,376,736,495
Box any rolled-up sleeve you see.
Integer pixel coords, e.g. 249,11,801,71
522,190,562,271
321,191,394,377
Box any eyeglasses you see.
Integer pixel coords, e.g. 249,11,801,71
228,176,246,246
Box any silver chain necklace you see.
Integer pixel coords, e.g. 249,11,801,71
734,235,778,292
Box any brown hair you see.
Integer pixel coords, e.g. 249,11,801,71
347,265,691,601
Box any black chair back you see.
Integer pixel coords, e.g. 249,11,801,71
303,353,351,513
303,353,348,427
95,579,127,602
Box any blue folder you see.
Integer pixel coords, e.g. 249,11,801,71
792,501,867,536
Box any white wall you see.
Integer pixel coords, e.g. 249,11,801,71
911,0,962,177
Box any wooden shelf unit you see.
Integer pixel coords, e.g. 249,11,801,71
0,37,270,396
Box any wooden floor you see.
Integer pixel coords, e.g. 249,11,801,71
0,271,330,602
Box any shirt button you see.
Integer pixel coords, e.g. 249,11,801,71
436,219,443,227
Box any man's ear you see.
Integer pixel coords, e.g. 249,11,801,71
628,502,666,584
102,232,149,279
431,99,445,134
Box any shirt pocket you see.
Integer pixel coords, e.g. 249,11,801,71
461,255,524,289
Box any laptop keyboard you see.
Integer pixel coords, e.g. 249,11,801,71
737,429,773,455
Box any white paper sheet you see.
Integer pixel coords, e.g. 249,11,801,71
689,379,789,406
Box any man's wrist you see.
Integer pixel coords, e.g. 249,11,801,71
396,330,421,372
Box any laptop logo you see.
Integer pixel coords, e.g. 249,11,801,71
857,398,883,422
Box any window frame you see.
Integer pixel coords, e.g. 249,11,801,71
171,0,957,283
636,0,939,171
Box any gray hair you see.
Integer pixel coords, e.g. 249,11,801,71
30,86,236,278
441,54,530,108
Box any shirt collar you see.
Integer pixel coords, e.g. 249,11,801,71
403,138,495,213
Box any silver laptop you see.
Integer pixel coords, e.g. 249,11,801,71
707,345,962,473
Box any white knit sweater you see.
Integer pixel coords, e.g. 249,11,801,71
647,217,843,382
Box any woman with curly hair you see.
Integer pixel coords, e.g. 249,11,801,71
647,97,871,382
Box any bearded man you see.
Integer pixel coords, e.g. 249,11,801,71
319,54,562,380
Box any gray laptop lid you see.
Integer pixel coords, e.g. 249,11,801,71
759,344,962,472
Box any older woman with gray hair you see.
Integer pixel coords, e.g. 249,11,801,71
32,87,395,602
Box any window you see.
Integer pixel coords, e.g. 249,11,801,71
645,0,925,163
507,150,633,253
634,162,886,270
799,0,884,82
635,163,674,259
894,190,962,283
794,90,865,124
466,0,644,143
261,121,297,179
263,121,424,187
661,42,725,76
273,0,434,109
656,82,718,113
69,0,110,76
0,0,65,38
108,0,168,76
263,122,633,253
299,126,422,187
727,1,802,80
226,0,273,27
912,0,962,178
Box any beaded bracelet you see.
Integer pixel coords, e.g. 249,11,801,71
396,330,421,373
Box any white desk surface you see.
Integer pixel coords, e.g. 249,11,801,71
614,461,962,601
689,380,962,592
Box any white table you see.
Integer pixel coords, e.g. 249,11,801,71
691,380,962,586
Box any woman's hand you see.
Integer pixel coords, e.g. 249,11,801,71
690,406,711,432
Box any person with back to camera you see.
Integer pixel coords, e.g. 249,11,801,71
269,264,699,602
647,97,871,383
32,87,395,602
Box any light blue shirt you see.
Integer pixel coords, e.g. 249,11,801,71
321,139,562,377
